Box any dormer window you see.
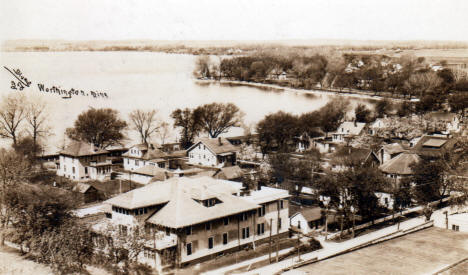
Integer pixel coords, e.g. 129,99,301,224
194,197,222,207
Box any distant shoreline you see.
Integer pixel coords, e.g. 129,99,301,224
195,79,410,102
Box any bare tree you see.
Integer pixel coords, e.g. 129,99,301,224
25,97,51,154
0,93,27,145
157,122,171,145
195,102,242,138
129,109,160,146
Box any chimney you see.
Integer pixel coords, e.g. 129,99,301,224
218,137,223,145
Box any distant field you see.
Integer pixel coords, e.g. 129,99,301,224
345,48,468,63
296,227,468,275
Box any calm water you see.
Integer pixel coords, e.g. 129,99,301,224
0,51,376,150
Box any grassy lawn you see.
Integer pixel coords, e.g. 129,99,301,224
297,227,468,275
175,238,298,275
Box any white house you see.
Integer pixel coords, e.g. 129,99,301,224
58,142,113,181
426,112,461,133
289,207,323,235
187,137,237,167
379,152,421,183
332,122,366,143
122,144,186,172
96,177,290,270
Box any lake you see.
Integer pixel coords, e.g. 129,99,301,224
0,51,377,150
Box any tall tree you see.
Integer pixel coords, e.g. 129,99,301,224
129,109,160,146
194,102,242,138
319,98,350,136
256,111,299,155
66,108,127,149
354,104,372,123
410,159,446,204
171,108,201,149
25,97,50,154
0,93,27,145
374,98,392,118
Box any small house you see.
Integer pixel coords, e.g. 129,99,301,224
72,182,100,203
187,137,237,167
332,122,366,143
289,207,323,235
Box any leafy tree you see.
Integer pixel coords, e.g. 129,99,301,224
319,98,350,136
448,92,468,113
66,108,127,148
354,104,372,123
12,136,42,164
193,55,212,78
256,111,299,154
129,109,160,146
194,102,242,138
374,98,392,118
410,159,446,204
171,108,201,148
0,93,27,145
437,68,455,92
396,101,414,117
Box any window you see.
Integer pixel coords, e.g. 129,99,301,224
223,233,228,245
240,213,248,221
258,205,266,217
186,226,192,236
257,223,265,235
242,227,250,239
166,227,170,236
127,159,129,164
186,243,192,255
297,221,301,229
223,217,229,226
278,218,282,229
85,167,88,174
119,225,127,236
208,237,214,249
206,222,212,231
135,160,139,166
158,162,165,168
64,165,66,172
452,224,460,231
280,200,284,209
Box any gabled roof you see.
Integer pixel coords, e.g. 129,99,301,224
122,145,169,161
60,142,108,157
379,152,421,175
330,146,378,166
335,122,366,136
381,143,406,155
291,207,322,222
187,137,238,155
216,166,244,180
73,183,95,193
133,165,167,178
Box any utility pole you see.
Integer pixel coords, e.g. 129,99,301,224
297,234,301,262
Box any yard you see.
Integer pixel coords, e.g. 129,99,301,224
296,227,468,275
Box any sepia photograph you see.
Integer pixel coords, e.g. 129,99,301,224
0,0,467,274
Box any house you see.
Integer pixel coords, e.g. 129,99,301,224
130,165,168,184
368,118,388,136
57,142,113,181
289,207,323,235
72,183,100,203
312,137,337,153
122,144,186,171
96,177,289,270
328,146,380,172
213,165,244,181
332,122,366,143
411,135,457,159
379,143,406,164
187,137,237,167
379,152,421,183
425,112,461,133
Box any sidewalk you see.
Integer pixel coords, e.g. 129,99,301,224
246,216,428,275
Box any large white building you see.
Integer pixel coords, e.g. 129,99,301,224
57,142,113,181
95,177,290,271
187,137,237,167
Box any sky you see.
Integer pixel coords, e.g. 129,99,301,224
1,0,468,42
